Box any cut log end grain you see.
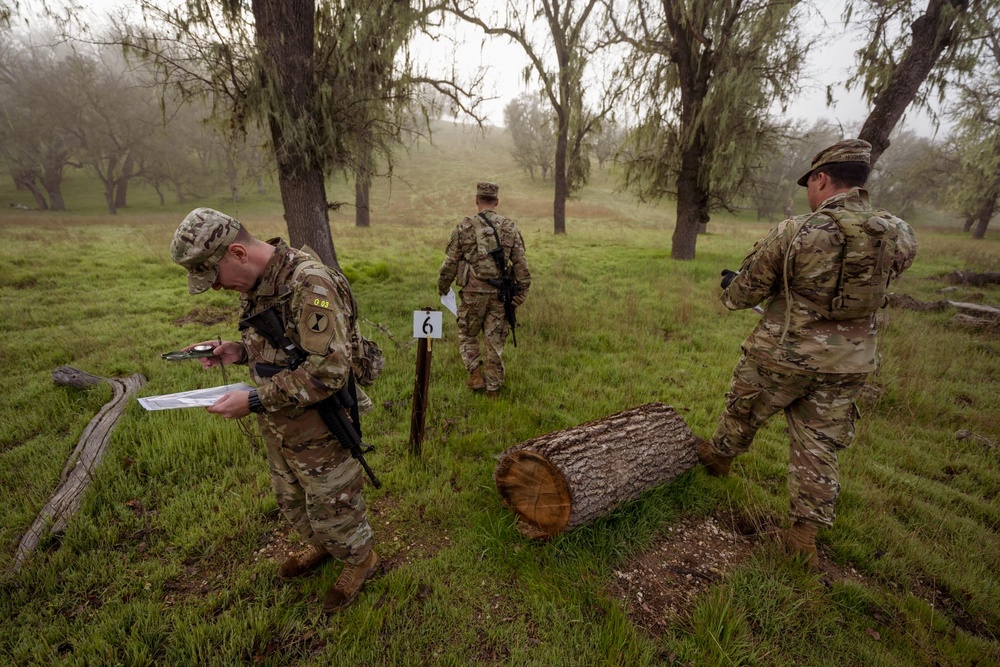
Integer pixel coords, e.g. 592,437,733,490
495,449,572,537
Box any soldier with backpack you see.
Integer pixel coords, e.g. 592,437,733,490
437,182,532,398
170,208,383,613
696,139,919,569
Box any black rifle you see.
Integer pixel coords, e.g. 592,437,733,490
241,307,382,489
478,212,521,347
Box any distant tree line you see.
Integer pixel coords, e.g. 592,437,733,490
1,0,998,254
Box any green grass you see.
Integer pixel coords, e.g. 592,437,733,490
1,121,998,666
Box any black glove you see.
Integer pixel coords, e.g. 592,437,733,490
720,269,738,289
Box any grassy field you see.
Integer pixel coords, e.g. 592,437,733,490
1,122,998,666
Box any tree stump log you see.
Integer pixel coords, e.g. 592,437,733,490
12,366,146,572
494,402,699,538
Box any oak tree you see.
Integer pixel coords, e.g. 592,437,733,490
610,0,808,259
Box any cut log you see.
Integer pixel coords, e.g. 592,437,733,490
12,366,146,572
494,402,699,538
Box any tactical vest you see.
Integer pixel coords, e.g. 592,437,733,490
789,208,899,320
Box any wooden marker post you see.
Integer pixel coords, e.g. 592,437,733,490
409,307,442,456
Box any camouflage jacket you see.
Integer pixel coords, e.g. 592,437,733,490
722,188,918,374
237,240,361,426
437,209,532,296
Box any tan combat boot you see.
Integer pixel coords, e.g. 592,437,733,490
784,521,820,570
695,437,734,477
466,366,486,391
485,388,499,399
277,545,331,580
322,550,381,614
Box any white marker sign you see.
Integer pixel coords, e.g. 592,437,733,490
414,310,443,339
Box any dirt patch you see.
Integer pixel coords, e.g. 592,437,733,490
172,306,233,327
607,513,874,636
607,514,759,635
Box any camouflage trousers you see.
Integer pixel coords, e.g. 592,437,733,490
260,417,375,566
709,353,866,527
457,290,508,391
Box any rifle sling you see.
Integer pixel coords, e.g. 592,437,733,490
477,212,507,276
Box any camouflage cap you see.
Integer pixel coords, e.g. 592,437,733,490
477,182,499,199
170,208,242,294
797,139,872,186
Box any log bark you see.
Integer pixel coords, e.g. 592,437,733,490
12,366,146,572
494,402,699,538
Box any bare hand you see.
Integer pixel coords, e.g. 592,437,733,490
206,390,251,419
184,340,244,369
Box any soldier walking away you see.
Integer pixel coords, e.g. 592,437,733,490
170,208,382,613
697,140,918,569
438,182,532,398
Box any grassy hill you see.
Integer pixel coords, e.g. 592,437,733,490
1,122,998,666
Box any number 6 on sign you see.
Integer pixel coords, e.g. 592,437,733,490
413,310,443,339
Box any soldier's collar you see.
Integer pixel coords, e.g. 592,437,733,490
252,240,292,297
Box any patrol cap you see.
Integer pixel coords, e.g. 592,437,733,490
477,181,499,199
797,139,872,186
170,207,242,294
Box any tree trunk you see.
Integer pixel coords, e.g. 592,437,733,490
355,147,371,228
40,162,66,211
253,0,338,268
672,143,709,259
15,174,48,210
225,149,240,202
858,0,969,165
115,152,133,209
494,402,699,538
972,213,991,239
553,116,568,234
963,216,975,232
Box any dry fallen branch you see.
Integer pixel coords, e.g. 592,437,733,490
12,366,146,573
943,270,1000,288
889,294,1000,319
956,430,997,450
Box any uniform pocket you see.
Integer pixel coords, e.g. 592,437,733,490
833,402,861,450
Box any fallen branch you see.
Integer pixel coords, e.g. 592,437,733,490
943,270,1000,288
361,316,413,350
12,366,146,573
888,294,1000,318
956,430,997,450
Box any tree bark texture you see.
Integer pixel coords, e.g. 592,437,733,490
253,0,339,268
355,149,372,228
494,402,699,538
858,0,968,165
553,115,568,234
13,366,146,572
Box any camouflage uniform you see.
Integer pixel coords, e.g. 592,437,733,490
171,208,374,566
240,241,375,564
437,183,532,392
707,155,918,527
